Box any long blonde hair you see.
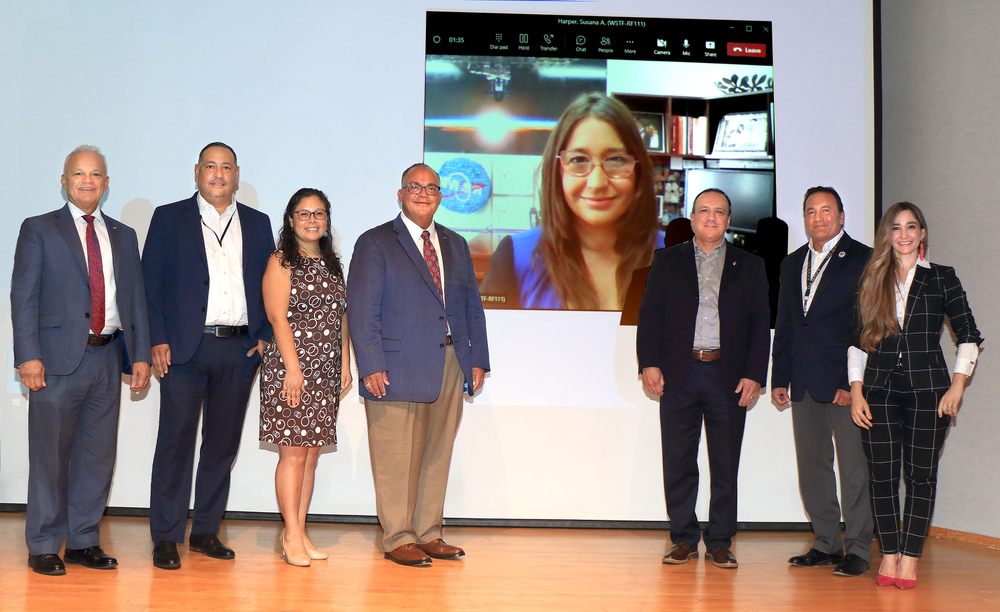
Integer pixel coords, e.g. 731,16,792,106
856,201,928,351
536,93,658,310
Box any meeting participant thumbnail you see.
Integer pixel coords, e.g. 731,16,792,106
12,145,151,576
480,93,662,310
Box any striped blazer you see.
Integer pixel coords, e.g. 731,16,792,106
853,263,982,393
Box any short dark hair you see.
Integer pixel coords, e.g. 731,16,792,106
199,142,238,166
400,163,439,187
693,188,732,216
802,186,844,213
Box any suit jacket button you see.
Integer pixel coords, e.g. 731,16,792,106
85,313,90,318
204,280,210,285
440,343,445,348
803,323,808,328
439,316,444,321
202,307,207,312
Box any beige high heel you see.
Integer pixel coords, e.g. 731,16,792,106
306,548,329,560
281,529,311,567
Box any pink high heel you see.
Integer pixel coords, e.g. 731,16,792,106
876,573,896,587
895,566,917,590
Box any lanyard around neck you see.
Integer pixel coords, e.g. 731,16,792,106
202,212,235,247
803,237,840,312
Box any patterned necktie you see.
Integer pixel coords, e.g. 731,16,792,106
421,230,443,301
83,215,105,335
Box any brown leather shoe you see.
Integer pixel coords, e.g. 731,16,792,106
384,544,432,566
705,547,738,569
662,542,699,565
416,539,465,560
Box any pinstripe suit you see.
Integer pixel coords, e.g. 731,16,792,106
853,262,982,557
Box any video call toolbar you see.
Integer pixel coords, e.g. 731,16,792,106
426,11,772,64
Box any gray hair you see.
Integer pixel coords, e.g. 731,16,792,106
64,145,108,175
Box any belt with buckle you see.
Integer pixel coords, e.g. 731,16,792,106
691,349,721,362
204,325,249,338
445,335,454,345
87,329,121,346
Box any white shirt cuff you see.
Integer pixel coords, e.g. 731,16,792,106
847,346,867,384
954,342,979,377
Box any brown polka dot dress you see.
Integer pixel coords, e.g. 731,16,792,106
259,256,346,447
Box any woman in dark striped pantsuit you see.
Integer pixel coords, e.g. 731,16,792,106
849,202,982,589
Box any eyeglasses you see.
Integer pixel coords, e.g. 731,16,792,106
403,182,441,196
557,151,637,179
292,209,327,221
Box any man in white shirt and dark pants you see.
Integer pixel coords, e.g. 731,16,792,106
143,143,273,569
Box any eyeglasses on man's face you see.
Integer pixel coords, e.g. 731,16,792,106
292,209,327,221
557,151,637,179
403,182,441,196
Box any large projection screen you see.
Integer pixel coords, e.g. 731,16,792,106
0,0,876,524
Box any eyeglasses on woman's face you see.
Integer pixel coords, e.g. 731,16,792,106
557,151,637,179
292,209,327,221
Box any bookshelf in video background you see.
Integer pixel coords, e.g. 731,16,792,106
614,92,774,229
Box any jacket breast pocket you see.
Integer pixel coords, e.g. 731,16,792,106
38,314,62,328
382,338,401,352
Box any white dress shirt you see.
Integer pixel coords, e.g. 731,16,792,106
848,257,978,383
198,193,248,326
68,202,120,334
801,229,844,314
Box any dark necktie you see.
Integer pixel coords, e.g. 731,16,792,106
83,215,105,335
421,230,443,301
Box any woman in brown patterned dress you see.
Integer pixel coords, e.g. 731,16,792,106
260,188,351,567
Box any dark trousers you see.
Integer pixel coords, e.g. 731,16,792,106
792,393,873,560
149,334,260,543
26,338,122,555
861,384,948,558
659,360,745,549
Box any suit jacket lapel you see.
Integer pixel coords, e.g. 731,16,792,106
903,265,928,332
54,204,88,278
104,214,123,290
680,241,699,291
184,195,210,270
238,203,253,285
438,223,452,306
720,241,738,289
393,215,443,304
806,234,851,314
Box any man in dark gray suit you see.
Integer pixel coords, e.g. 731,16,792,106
11,146,151,576
771,186,873,577
347,163,490,566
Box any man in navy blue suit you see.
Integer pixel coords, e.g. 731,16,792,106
347,163,490,566
771,186,873,577
143,142,272,569
12,145,151,575
637,188,770,569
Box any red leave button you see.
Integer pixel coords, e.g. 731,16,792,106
727,42,766,57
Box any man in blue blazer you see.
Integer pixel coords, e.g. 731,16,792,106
12,146,151,575
347,163,490,566
637,189,770,569
771,187,873,577
143,143,272,569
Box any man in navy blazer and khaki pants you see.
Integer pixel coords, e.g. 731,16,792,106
347,163,490,567
143,143,272,569
771,186,874,577
637,188,770,569
12,145,151,576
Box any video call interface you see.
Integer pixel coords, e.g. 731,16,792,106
423,11,775,311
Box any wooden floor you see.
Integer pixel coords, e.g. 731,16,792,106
2,513,999,611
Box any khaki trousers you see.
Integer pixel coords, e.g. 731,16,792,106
364,345,465,551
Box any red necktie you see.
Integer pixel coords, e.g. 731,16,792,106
83,215,105,335
421,230,443,301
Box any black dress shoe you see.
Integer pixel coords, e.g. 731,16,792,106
833,553,871,577
153,540,181,570
28,553,66,576
64,546,118,569
788,547,844,567
189,533,235,559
